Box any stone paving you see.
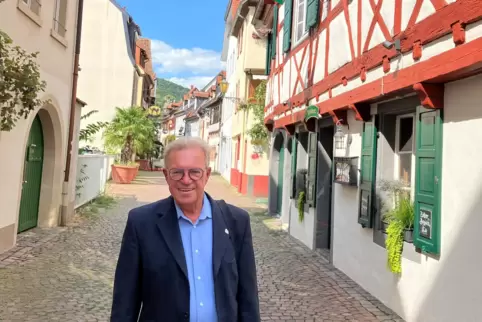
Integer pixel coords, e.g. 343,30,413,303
0,171,402,321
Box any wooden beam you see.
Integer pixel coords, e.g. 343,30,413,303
328,110,348,125
348,103,371,121
413,83,444,109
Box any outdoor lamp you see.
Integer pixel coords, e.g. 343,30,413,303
219,80,229,94
334,121,345,149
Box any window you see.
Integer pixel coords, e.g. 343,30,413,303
292,0,308,45
22,0,41,15
237,24,244,56
53,0,67,37
395,114,415,190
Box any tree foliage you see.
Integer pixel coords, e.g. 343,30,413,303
79,110,108,142
103,106,156,164
242,80,268,145
0,30,47,131
156,79,189,108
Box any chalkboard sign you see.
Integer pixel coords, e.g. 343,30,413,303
360,193,369,217
419,209,432,239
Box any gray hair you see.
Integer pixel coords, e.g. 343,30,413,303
163,137,211,168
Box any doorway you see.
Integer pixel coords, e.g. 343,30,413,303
315,123,334,251
18,115,44,233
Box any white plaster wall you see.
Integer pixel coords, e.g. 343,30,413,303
77,0,135,150
0,1,77,233
74,155,115,208
332,75,482,322
175,114,185,136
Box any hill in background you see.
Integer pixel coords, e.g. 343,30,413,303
156,78,189,107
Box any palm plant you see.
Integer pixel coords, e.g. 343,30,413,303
103,106,156,164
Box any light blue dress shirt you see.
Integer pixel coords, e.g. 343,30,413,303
175,194,218,322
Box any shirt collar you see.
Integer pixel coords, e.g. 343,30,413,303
174,193,212,221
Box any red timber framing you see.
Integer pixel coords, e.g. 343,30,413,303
264,0,482,130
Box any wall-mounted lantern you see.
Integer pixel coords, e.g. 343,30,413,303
334,120,346,149
219,80,229,94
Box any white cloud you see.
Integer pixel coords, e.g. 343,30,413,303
151,40,225,75
167,76,216,89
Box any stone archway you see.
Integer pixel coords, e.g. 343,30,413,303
268,130,285,216
18,100,64,230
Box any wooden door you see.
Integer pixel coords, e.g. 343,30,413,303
18,116,44,233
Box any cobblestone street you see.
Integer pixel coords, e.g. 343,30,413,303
0,172,402,321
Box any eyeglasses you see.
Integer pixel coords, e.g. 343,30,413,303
168,168,204,181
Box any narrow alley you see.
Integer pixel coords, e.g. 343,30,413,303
0,172,401,321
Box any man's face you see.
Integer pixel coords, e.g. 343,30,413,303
163,147,211,208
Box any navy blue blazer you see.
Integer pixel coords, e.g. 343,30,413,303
110,194,260,322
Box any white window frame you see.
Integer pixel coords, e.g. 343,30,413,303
52,0,68,39
292,0,308,47
394,113,416,198
21,0,41,15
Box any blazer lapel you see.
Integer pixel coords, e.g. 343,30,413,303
156,197,188,279
209,194,230,279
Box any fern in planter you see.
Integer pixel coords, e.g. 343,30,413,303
297,191,305,223
385,195,414,274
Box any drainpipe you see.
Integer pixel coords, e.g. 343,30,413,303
61,0,84,226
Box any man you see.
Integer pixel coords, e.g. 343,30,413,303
111,137,260,322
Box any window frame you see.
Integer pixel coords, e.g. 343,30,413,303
291,0,309,48
394,113,416,197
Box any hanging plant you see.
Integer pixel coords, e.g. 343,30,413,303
244,81,268,146
0,30,47,131
297,191,305,223
383,188,414,274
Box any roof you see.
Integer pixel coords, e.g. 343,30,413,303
76,98,87,107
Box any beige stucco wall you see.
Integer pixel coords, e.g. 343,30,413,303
332,73,482,322
230,7,269,178
77,0,135,151
0,0,78,253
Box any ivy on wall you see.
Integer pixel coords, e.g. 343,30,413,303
239,80,268,146
0,29,47,131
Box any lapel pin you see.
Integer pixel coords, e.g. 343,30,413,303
225,228,229,235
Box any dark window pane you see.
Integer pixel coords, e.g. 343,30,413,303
399,117,413,152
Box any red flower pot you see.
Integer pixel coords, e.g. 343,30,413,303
111,164,139,184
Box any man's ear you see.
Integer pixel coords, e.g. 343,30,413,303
162,168,168,179
206,167,212,178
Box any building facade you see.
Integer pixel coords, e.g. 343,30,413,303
0,0,81,254
263,0,482,321
227,0,270,197
77,0,141,151
220,10,237,183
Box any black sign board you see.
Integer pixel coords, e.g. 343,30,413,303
360,193,369,217
419,209,432,239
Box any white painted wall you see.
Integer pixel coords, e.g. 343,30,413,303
332,74,482,322
74,155,115,208
0,0,77,252
77,0,135,150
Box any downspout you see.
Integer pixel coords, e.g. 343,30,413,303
61,0,84,226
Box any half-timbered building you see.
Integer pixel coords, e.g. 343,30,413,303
264,0,482,320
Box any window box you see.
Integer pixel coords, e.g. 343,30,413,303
333,156,358,186
404,228,414,243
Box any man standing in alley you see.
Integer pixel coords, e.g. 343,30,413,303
110,137,260,322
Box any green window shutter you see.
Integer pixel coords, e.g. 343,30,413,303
306,132,318,207
271,7,278,59
305,0,320,30
290,134,298,198
358,120,377,228
414,106,443,255
265,35,272,75
283,0,293,53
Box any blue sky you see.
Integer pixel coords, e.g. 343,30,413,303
116,0,228,89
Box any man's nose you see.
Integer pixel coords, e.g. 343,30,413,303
180,171,193,184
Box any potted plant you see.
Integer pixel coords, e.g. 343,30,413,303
103,106,156,184
384,193,414,274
